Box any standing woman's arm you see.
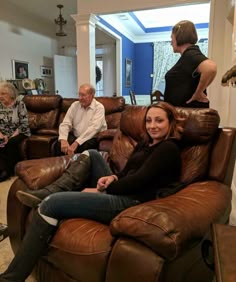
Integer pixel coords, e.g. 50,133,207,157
186,59,217,104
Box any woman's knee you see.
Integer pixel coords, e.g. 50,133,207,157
87,149,103,159
87,149,98,155
81,149,101,158
39,192,69,217
38,194,56,216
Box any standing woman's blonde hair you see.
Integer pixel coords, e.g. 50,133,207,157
0,82,18,100
172,20,198,46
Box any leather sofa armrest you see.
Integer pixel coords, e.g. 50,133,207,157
18,138,29,160
15,155,72,190
97,129,117,141
110,181,231,261
36,128,59,135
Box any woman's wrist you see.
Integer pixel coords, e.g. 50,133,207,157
111,174,118,181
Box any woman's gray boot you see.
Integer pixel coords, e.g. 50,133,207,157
16,154,90,208
0,211,57,282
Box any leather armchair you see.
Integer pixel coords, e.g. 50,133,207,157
7,106,235,282
20,95,61,159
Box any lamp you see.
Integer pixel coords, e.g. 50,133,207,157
54,4,67,36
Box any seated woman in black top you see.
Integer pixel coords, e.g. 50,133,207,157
1,102,184,282
164,20,217,108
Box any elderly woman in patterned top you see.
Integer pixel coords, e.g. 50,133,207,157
0,82,30,182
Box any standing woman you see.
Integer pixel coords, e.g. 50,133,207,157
164,20,217,108
1,102,185,281
0,82,30,181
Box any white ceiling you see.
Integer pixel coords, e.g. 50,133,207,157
133,3,210,28
7,0,77,25
6,1,210,42
99,3,210,42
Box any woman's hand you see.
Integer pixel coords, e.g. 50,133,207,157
10,129,19,138
187,59,217,104
97,175,118,192
82,188,100,193
186,92,209,104
0,135,8,147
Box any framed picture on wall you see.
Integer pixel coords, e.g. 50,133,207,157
125,58,132,88
40,66,53,77
12,60,29,79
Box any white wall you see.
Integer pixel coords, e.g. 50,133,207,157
0,1,59,93
99,44,116,96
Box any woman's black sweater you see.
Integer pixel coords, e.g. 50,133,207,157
106,139,182,202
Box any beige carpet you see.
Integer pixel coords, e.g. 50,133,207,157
0,177,36,281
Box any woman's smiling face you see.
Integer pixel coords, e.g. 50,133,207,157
145,107,170,144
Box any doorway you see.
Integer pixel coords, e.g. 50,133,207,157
95,25,121,97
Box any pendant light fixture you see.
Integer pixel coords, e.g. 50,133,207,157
54,4,67,36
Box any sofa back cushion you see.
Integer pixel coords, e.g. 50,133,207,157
23,95,62,132
59,98,77,124
96,97,126,129
109,106,220,184
176,107,220,184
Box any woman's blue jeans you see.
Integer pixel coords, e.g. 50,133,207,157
39,150,140,224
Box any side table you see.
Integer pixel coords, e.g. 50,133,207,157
212,223,236,282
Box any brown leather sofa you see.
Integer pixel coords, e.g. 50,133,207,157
7,106,235,282
20,95,126,159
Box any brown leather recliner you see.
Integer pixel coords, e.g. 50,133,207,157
20,95,62,159
7,106,235,282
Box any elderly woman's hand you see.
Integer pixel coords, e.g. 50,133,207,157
0,135,8,147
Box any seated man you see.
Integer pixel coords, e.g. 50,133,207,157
55,83,107,156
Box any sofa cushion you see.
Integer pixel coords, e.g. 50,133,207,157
23,95,62,131
178,107,220,184
15,155,71,189
46,218,114,281
110,181,231,260
96,97,125,115
177,107,220,144
58,98,77,124
180,144,211,184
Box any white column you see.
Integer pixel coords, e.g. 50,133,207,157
72,14,97,88
230,160,236,226
229,1,236,226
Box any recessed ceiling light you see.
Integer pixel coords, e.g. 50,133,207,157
118,14,129,20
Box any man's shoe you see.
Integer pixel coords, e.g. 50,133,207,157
16,190,49,208
0,275,9,282
0,171,8,182
0,223,8,242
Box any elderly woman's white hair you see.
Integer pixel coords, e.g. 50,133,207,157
0,81,19,100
